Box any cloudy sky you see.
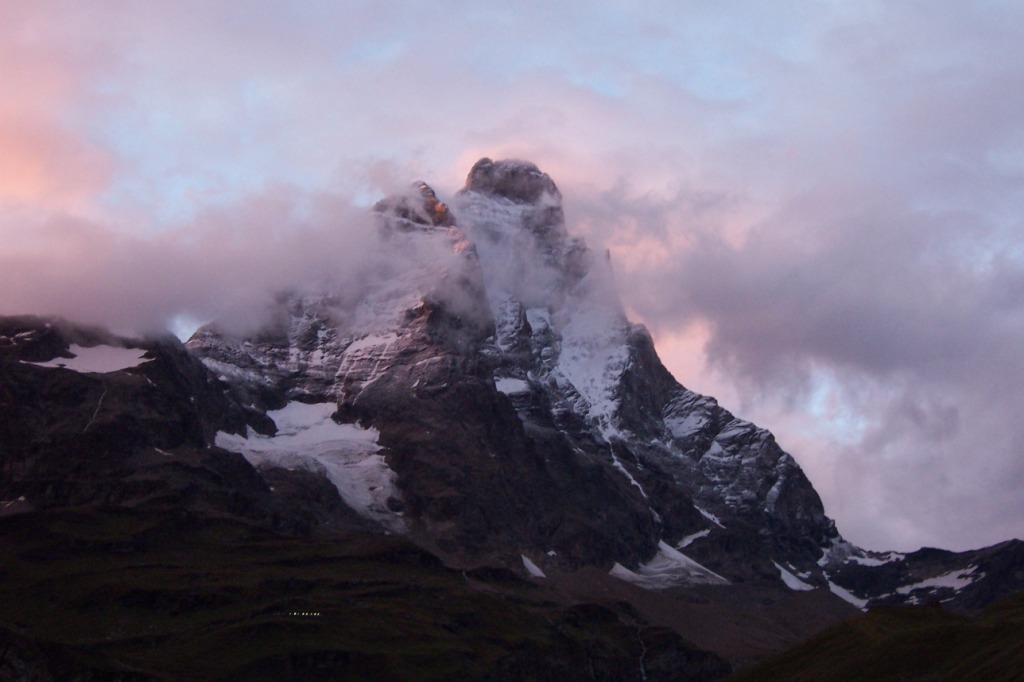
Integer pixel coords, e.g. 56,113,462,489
3,1,1023,552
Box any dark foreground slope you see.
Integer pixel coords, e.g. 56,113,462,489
0,509,731,682
728,592,1024,682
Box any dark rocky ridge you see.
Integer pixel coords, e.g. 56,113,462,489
0,316,359,535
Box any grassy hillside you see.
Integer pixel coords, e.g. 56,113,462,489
728,591,1024,681
0,507,729,681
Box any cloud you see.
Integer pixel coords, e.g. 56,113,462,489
0,6,117,213
0,187,382,336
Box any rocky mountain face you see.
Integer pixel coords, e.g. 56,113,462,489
180,159,826,583
0,315,366,535
185,157,1023,609
2,159,1023,678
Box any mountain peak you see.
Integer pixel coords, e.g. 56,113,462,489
373,181,454,228
463,157,561,204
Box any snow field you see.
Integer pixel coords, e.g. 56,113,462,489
215,402,404,531
27,344,149,373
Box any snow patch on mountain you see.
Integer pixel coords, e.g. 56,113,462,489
495,377,530,395
896,566,982,596
665,412,708,439
521,555,546,578
26,344,149,373
828,581,868,609
678,529,711,548
848,550,906,567
611,453,648,499
774,561,815,591
695,506,726,529
554,293,631,439
215,402,403,531
610,541,728,589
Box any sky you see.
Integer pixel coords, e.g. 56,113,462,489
2,1,1023,552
